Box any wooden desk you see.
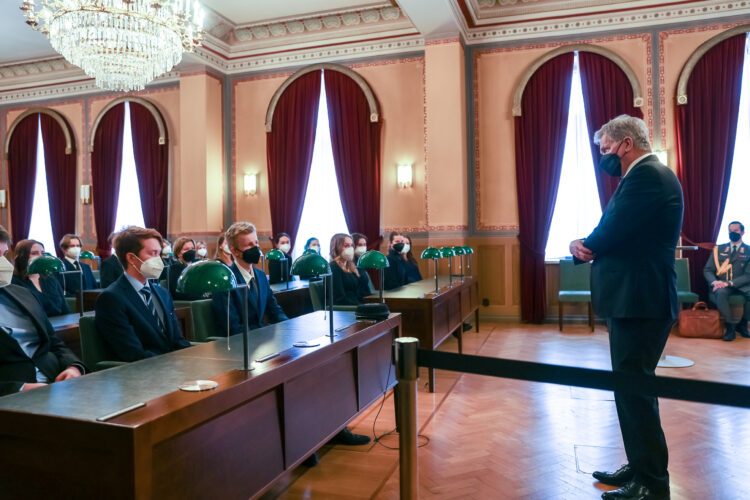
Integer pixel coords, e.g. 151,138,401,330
0,311,400,499
366,276,479,392
271,279,313,318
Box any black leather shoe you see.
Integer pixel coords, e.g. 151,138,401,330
463,322,473,332
601,480,669,499
724,324,736,341
592,464,633,486
737,319,750,338
331,427,371,446
302,453,319,467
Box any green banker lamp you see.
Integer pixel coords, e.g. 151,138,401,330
358,250,389,304
29,255,84,317
452,246,466,278
421,247,441,294
265,248,290,290
80,250,96,260
176,261,254,378
303,248,318,256
440,247,456,287
463,246,474,276
291,253,335,339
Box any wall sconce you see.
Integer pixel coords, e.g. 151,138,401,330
397,164,412,189
244,173,257,196
80,184,91,205
0,189,6,209
654,149,668,167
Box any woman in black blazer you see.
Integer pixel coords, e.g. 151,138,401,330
11,239,69,317
329,233,370,306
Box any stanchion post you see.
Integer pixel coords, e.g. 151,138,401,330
394,337,419,500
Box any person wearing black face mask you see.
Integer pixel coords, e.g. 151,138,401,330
165,237,196,296
210,222,288,335
703,220,750,341
382,231,410,290
570,115,682,500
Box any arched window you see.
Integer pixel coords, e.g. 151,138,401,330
114,102,146,231
5,109,76,253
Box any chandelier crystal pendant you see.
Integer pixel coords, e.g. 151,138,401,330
20,0,205,92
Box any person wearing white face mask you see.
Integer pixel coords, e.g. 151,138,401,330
95,226,189,362
351,232,368,265
329,234,371,306
214,234,234,267
12,239,70,317
304,237,321,254
402,234,423,284
58,233,98,295
268,232,292,284
195,240,208,260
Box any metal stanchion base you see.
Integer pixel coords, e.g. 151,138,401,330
657,354,694,368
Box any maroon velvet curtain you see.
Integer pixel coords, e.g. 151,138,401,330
324,69,382,250
40,113,76,257
91,103,125,257
130,102,168,237
266,71,322,249
7,114,39,243
578,51,644,209
515,53,574,323
675,34,746,301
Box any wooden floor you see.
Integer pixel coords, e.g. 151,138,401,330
262,321,750,499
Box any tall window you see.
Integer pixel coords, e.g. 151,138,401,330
294,72,349,260
545,53,602,259
113,101,146,231
28,115,55,251
719,34,750,240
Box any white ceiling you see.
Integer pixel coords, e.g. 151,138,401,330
200,0,387,25
0,4,58,63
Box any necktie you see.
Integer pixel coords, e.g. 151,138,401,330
140,287,164,333
74,261,80,271
732,246,737,257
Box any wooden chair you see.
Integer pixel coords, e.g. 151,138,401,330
675,258,699,306
78,315,127,371
557,259,593,332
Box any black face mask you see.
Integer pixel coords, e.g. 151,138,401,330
598,141,624,177
242,246,262,265
182,250,196,263
729,232,742,243
392,242,405,253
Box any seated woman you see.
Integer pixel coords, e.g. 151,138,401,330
11,239,70,317
214,234,234,267
402,234,423,284
268,232,292,284
383,232,409,290
351,232,368,265
166,236,196,294
304,237,321,255
329,234,370,306
195,240,208,261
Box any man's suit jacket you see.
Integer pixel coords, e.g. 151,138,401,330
703,242,750,292
99,255,124,288
211,263,289,335
95,275,190,362
0,284,85,396
59,259,98,295
583,155,684,320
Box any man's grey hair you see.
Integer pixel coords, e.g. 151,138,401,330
594,114,651,151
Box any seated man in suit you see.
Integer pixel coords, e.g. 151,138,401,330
100,232,124,288
0,252,85,396
58,233,98,295
212,222,288,335
95,226,190,361
703,220,750,341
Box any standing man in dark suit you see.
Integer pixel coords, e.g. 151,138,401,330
703,221,750,340
99,232,124,288
95,226,190,362
212,222,288,335
58,233,98,295
570,115,683,500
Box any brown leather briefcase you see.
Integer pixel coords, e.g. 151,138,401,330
678,302,722,338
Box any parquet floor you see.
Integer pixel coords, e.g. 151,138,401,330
262,322,750,499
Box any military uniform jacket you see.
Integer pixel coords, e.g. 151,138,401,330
703,242,750,292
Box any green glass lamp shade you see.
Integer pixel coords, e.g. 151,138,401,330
265,249,285,260
452,246,466,256
80,250,96,259
176,260,237,298
440,247,455,258
420,247,441,259
303,248,318,256
43,251,53,257
291,253,330,277
357,250,389,269
28,255,64,275
462,246,474,254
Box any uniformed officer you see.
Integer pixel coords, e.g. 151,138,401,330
703,220,750,341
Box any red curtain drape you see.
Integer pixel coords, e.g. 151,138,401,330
7,114,39,243
91,103,125,258
40,113,76,257
266,71,322,250
515,53,574,323
130,102,168,237
578,51,645,209
324,69,382,250
675,33,746,301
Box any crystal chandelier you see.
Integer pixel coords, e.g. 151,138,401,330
20,0,205,92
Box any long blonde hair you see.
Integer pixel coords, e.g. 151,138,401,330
330,233,358,275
